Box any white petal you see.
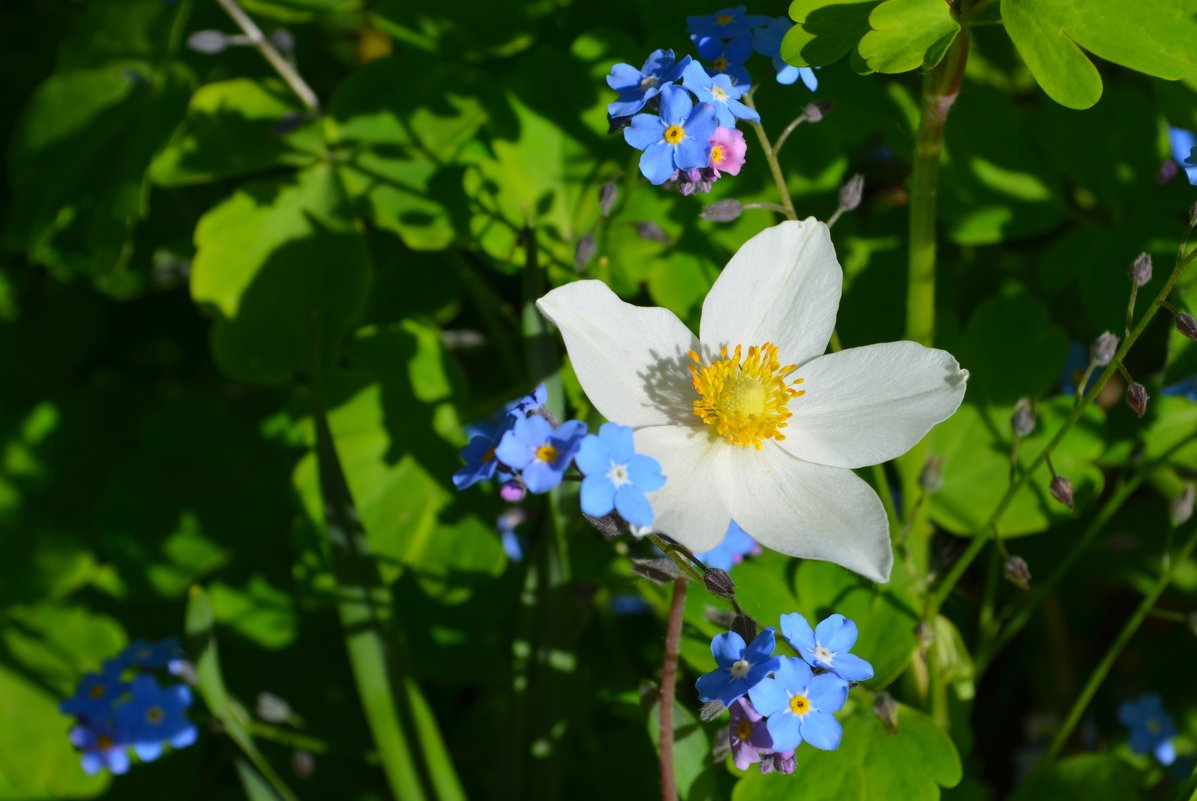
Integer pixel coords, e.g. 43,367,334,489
633,425,734,552
537,280,699,428
699,218,841,365
725,444,892,583
780,341,969,469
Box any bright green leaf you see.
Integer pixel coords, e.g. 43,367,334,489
783,0,881,68
858,0,960,74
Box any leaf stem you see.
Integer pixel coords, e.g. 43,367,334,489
214,0,320,111
1039,519,1197,765
742,94,796,221
659,577,687,801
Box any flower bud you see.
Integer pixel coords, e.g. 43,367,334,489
919,456,944,493
731,614,757,644
291,750,316,779
803,101,832,123
499,480,526,503
759,751,797,775
699,699,726,721
1172,485,1195,527
701,199,743,222
188,30,230,54
1177,312,1197,341
874,692,899,735
599,180,619,217
271,28,295,54
631,558,683,584
1125,382,1149,418
1129,252,1153,287
702,567,736,599
1011,398,1036,438
1091,331,1118,366
839,173,865,212
573,234,596,272
1050,475,1075,509
582,511,622,539
607,114,631,134
1004,555,1031,590
636,221,671,244
256,692,293,724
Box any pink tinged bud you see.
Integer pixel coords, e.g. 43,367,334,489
1004,555,1031,590
499,481,526,502
1125,383,1149,418
1177,312,1197,341
707,127,747,177
1129,252,1152,287
1050,475,1075,509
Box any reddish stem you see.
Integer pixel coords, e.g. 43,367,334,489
660,577,687,801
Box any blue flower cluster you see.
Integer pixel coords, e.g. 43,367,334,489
59,639,197,775
1119,694,1177,766
454,386,666,529
1168,127,1197,185
696,613,873,774
606,8,816,193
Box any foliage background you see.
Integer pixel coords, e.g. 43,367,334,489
1,0,1195,799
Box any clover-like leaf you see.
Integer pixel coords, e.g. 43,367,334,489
857,0,960,74
783,0,882,68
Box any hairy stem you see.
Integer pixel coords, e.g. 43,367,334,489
743,94,796,220
660,577,688,801
214,0,320,110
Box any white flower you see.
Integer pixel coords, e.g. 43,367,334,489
537,219,968,582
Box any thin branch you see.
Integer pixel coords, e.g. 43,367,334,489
214,0,320,111
659,578,687,801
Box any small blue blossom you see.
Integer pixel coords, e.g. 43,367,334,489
625,86,718,185
575,423,665,527
453,417,513,490
696,628,781,707
609,594,652,616
496,507,527,562
506,384,548,419
687,6,770,39
607,49,692,118
1169,127,1197,185
70,721,131,775
60,664,127,722
114,675,197,762
1119,694,1177,765
747,656,848,752
694,35,754,87
112,639,182,671
1161,375,1197,401
495,416,587,494
780,612,874,683
696,521,759,571
681,61,759,128
752,18,818,90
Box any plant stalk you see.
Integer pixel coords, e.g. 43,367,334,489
214,0,320,110
660,577,687,801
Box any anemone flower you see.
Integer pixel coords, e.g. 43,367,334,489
536,219,967,582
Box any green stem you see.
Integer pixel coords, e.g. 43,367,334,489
1039,519,1197,764
928,223,1196,620
743,94,796,221
214,0,319,110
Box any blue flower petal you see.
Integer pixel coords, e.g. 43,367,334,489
798,709,842,750
1155,738,1177,766
766,711,804,752
639,141,678,185
696,670,731,702
829,652,874,682
675,136,711,171
580,474,616,517
494,429,534,471
726,97,760,122
747,676,789,717
624,114,664,151
606,62,642,91
711,631,747,667
780,612,816,656
725,35,754,65
743,628,777,663
686,103,719,140
574,435,610,476
599,422,636,462
808,672,849,712
614,485,653,526
626,453,665,491
815,614,859,653
522,460,562,494
659,85,694,126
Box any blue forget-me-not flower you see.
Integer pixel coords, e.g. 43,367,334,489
1169,127,1197,185
781,612,875,682
696,628,781,707
687,5,770,39
747,656,848,752
1119,693,1177,765
625,85,718,185
752,18,818,90
60,664,128,722
696,521,759,571
114,675,197,762
70,721,131,775
681,61,759,129
575,423,665,527
495,416,587,494
607,49,692,118
694,35,754,87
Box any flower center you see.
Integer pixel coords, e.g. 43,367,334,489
535,444,558,463
814,645,833,664
640,74,659,92
735,720,753,740
483,446,497,463
146,706,165,725
689,344,806,449
664,124,685,144
1146,718,1161,734
89,684,106,700
713,56,728,72
729,659,750,678
710,145,725,165
607,462,630,488
96,734,114,751
788,693,811,716
711,85,728,102
716,14,734,24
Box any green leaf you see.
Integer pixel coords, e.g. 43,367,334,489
857,0,960,74
329,54,487,251
647,700,710,801
4,62,192,281
732,704,961,800
209,576,298,650
783,0,882,68
151,79,323,186
1003,0,1197,109
190,163,372,385
1007,754,1139,801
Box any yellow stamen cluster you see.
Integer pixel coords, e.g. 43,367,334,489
716,14,734,24
710,145,725,166
713,56,729,72
689,343,805,449
535,444,558,463
789,693,811,715
664,124,685,144
735,720,753,740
